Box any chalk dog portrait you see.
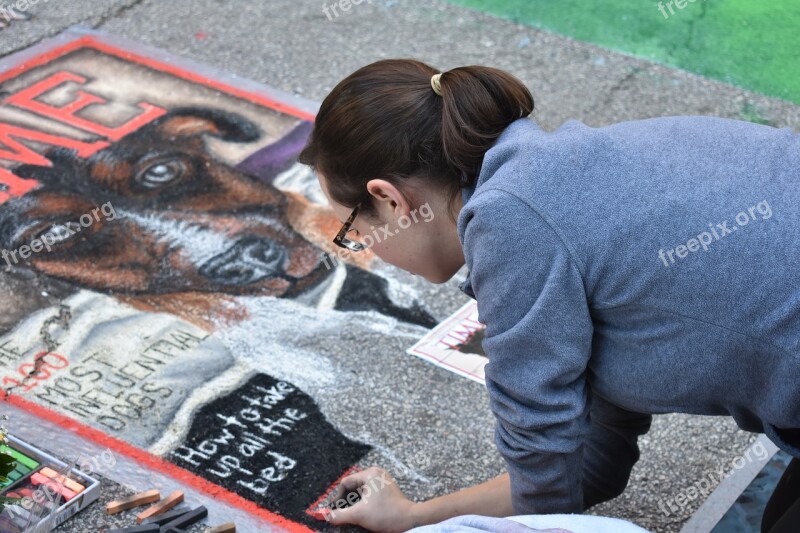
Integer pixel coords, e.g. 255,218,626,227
0,37,448,531
0,107,436,330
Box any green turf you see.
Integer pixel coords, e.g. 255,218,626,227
446,0,800,104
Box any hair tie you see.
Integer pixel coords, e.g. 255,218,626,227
430,73,443,96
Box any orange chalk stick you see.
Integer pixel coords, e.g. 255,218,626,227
39,467,86,494
136,490,184,523
205,524,236,533
31,472,77,501
106,489,161,515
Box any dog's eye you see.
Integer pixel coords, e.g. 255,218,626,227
136,160,187,188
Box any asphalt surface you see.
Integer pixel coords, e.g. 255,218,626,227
1,1,798,532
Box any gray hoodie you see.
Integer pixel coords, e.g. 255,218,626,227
456,115,800,514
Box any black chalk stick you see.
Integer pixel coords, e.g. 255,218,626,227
159,505,208,532
141,507,191,525
107,524,160,533
329,489,362,509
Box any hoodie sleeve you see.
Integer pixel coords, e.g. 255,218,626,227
458,186,593,514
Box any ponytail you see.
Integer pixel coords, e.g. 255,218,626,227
438,66,534,189
298,59,534,222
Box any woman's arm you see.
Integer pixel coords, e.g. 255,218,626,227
412,471,513,525
326,467,512,532
458,188,593,514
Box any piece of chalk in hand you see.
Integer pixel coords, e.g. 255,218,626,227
329,489,361,509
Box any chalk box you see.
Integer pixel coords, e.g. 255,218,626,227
0,434,100,532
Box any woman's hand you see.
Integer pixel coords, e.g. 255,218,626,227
325,467,418,532
324,469,513,532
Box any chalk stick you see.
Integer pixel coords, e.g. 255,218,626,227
205,523,236,533
106,489,161,515
141,508,191,525
329,489,361,509
40,466,86,494
136,490,184,523
31,472,78,501
0,444,39,470
106,524,160,533
159,505,208,532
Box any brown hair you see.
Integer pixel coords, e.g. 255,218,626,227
297,59,534,223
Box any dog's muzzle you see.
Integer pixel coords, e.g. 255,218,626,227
199,236,289,286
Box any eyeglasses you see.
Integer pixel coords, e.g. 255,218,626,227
333,203,367,251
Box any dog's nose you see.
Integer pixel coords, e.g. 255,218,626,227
199,236,289,285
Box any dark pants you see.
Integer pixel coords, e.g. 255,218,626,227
762,456,800,533
579,392,800,532
579,392,653,509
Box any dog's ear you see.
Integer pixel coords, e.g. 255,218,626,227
154,107,261,143
14,148,81,189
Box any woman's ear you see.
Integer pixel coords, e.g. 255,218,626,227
365,179,415,219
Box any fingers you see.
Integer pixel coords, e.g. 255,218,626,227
330,468,372,501
333,466,390,499
339,470,370,492
326,467,391,526
326,503,363,526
